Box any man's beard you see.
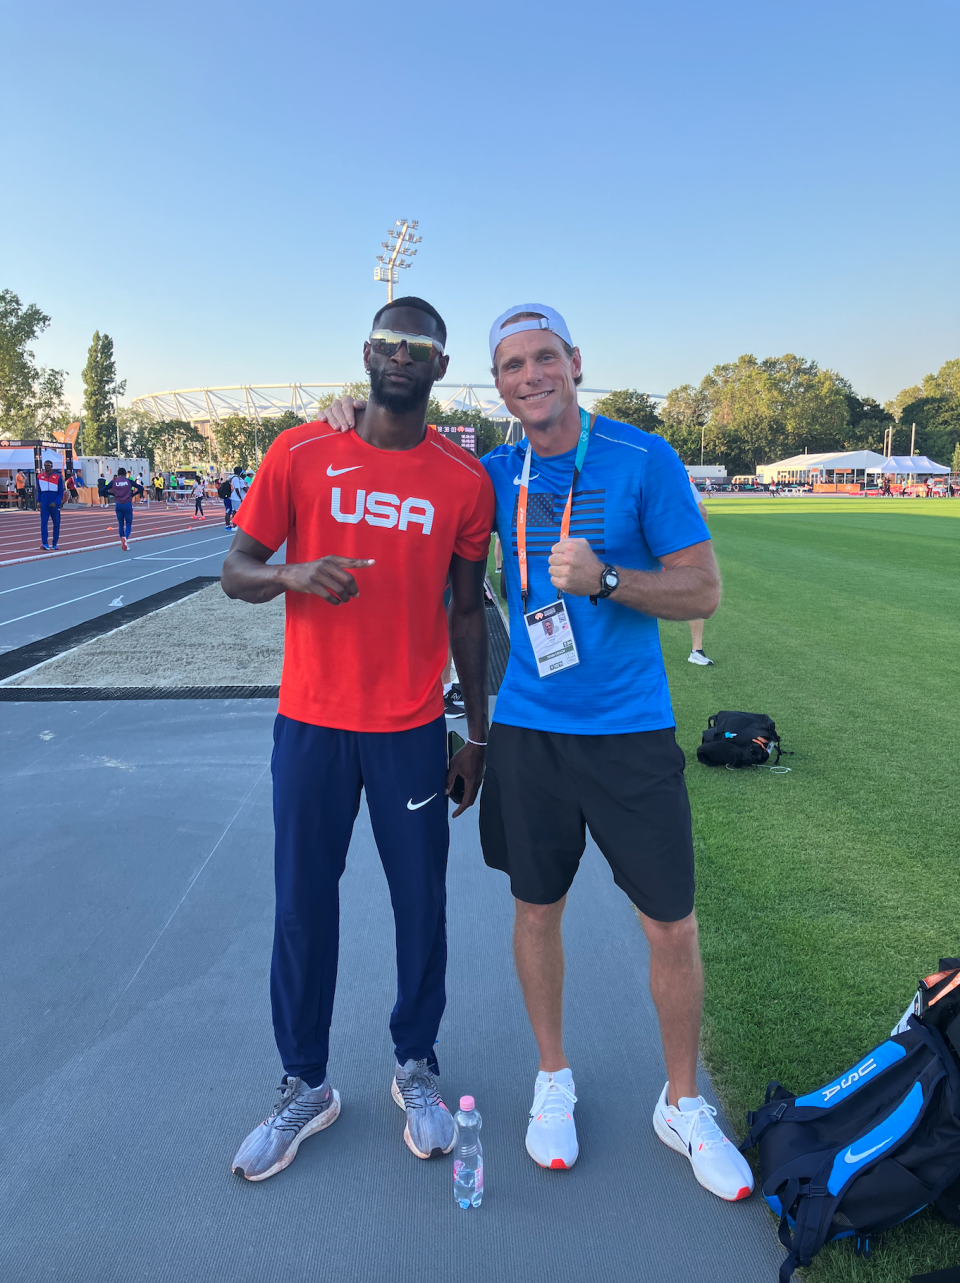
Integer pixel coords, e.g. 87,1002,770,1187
369,366,429,416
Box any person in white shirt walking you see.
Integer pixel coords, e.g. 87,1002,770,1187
229,466,247,522
191,479,206,520
687,476,714,666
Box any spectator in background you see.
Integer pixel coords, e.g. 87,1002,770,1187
230,465,248,518
97,475,108,507
16,469,26,508
218,475,235,530
687,475,714,666
153,475,164,503
64,472,79,504
191,477,206,521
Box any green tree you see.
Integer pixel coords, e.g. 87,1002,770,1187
921,357,960,400
842,393,892,451
657,384,712,463
81,332,125,454
152,419,206,470
885,358,960,421
895,397,960,464
0,289,67,435
659,354,850,475
211,414,260,469
117,407,162,467
952,442,960,475
591,389,662,434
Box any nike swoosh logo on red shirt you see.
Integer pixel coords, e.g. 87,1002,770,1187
327,464,362,477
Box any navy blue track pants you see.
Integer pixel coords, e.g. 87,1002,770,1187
115,501,133,539
270,713,449,1088
39,498,60,547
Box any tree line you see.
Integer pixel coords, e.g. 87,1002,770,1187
593,355,960,477
2,287,957,475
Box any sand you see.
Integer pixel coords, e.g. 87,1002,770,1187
6,583,284,687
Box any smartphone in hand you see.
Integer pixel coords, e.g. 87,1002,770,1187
447,730,466,806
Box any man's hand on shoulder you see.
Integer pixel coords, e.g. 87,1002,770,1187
548,537,604,597
280,555,375,604
316,396,366,433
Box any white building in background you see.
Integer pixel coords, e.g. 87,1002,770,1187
756,450,888,485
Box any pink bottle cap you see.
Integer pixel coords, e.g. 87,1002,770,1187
460,1095,475,1111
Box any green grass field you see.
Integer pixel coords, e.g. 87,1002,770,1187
658,498,959,1281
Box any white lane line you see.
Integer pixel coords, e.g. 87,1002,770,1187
0,533,230,595
106,761,270,1010
0,549,226,628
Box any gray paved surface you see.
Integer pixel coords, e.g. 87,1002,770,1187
0,701,787,1283
0,526,234,653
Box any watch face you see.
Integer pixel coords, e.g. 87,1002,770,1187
602,567,619,590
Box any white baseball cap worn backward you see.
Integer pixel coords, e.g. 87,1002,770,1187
489,304,573,366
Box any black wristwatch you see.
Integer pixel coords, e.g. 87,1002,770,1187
591,563,620,605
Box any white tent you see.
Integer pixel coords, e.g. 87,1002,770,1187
877,455,950,475
0,445,65,470
756,450,887,482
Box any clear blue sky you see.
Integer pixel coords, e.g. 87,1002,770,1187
3,0,958,409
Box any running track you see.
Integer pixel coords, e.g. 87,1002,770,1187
0,506,236,655
0,502,223,567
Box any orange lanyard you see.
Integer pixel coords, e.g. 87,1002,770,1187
517,408,592,610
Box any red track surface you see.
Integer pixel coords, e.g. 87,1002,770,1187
0,504,227,566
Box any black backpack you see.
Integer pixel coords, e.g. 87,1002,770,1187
741,961,960,1281
217,480,232,500
696,710,782,768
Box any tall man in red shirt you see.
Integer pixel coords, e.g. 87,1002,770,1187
223,298,495,1180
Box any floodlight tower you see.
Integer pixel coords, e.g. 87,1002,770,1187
374,218,422,303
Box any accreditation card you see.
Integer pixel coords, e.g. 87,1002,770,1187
523,599,580,678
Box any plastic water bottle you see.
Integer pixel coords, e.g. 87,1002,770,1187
453,1095,483,1208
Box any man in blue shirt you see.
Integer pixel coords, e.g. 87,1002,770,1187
316,305,754,1203
478,305,751,1199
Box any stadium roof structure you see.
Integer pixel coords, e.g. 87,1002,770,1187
130,382,615,426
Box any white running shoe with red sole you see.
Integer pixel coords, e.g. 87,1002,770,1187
525,1069,579,1170
653,1083,754,1201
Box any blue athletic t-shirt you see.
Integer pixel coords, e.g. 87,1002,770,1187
482,416,710,735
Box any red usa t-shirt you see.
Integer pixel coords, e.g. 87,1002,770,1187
236,422,495,732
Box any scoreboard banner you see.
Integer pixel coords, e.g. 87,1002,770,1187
431,424,476,454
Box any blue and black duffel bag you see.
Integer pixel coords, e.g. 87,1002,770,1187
741,960,960,1281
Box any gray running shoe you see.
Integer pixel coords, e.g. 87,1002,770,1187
232,1075,340,1181
391,1059,457,1159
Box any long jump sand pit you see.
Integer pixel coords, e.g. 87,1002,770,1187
5,583,284,687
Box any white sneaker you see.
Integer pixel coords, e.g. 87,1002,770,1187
525,1068,579,1169
652,1083,753,1201
687,649,714,665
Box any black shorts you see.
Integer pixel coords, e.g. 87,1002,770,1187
479,724,695,921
